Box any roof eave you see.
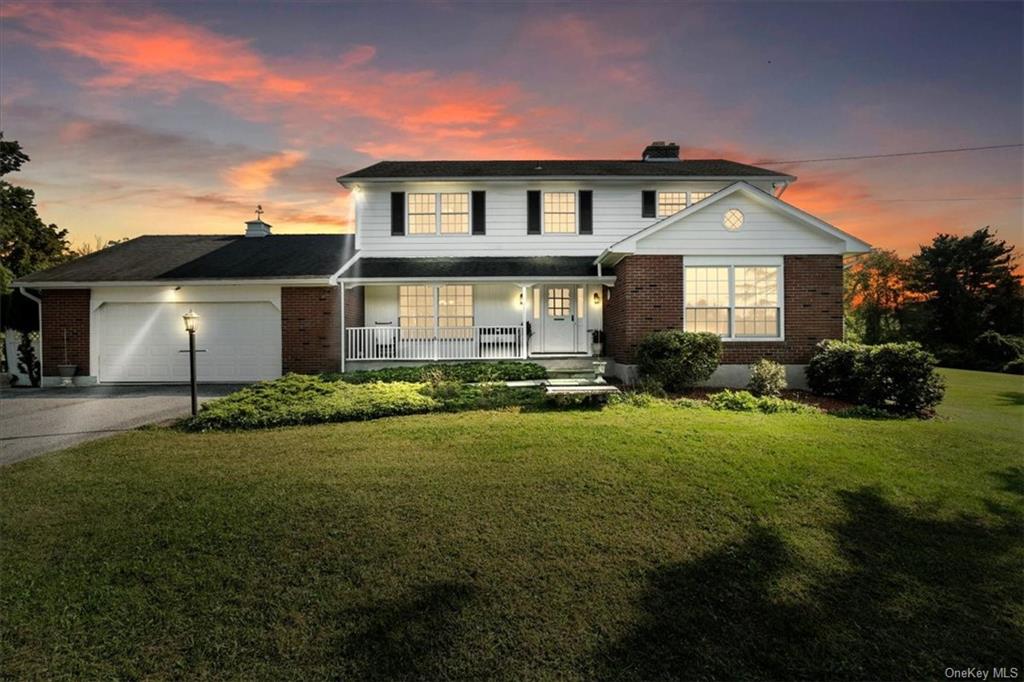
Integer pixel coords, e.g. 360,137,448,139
337,174,795,184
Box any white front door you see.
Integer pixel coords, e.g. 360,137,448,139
540,286,577,353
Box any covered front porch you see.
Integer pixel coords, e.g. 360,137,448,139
340,281,608,366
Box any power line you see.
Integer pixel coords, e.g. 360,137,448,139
757,143,1023,165
872,196,1023,202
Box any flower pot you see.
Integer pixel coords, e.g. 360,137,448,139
591,342,604,357
57,364,77,387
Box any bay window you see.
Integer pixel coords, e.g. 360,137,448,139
684,262,782,339
407,192,470,235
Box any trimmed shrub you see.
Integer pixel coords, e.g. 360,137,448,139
807,340,945,416
858,344,945,416
805,340,861,402
326,361,546,385
708,389,817,414
635,330,721,392
186,375,438,431
185,374,547,431
608,391,657,408
747,359,787,397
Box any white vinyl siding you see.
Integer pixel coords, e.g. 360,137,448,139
636,193,845,255
356,181,777,257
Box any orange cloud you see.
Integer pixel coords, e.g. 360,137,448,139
224,151,307,191
1,1,568,159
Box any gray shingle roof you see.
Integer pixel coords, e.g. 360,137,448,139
17,234,356,283
341,257,609,279
339,159,790,181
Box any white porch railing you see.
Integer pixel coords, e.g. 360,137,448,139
345,325,527,361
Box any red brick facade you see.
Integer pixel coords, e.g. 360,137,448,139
281,286,340,374
605,255,843,365
344,286,365,328
41,289,90,376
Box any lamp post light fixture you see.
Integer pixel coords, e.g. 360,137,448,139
182,309,200,416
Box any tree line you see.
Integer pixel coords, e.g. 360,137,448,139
845,229,1023,373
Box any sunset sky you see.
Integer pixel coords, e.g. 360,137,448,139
1,0,1021,257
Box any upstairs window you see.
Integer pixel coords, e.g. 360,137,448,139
685,264,782,339
658,192,688,217
690,191,714,203
407,192,470,235
408,194,437,235
543,192,576,233
440,193,469,234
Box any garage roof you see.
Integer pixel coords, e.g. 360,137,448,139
16,234,357,284
339,256,610,280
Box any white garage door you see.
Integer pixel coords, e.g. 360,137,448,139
96,302,281,383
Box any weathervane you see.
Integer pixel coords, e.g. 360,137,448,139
255,204,264,221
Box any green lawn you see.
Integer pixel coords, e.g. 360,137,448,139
2,369,1022,680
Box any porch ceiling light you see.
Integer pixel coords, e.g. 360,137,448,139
182,309,200,333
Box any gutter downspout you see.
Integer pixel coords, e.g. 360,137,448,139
17,287,43,379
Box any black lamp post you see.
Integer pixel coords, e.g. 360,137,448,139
182,309,200,416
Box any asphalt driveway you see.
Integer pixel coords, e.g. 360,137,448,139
0,385,242,466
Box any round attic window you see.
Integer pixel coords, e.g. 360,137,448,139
723,209,744,231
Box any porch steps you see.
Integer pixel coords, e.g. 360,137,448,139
545,384,620,396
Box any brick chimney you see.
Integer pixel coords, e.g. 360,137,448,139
642,141,680,161
244,219,272,237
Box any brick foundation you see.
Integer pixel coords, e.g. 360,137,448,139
41,289,90,376
604,255,843,365
281,287,340,374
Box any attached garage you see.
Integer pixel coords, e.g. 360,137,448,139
95,301,281,383
13,227,356,386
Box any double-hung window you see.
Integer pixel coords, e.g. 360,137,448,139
543,192,576,233
657,192,688,217
684,262,782,339
690,191,714,204
407,192,470,235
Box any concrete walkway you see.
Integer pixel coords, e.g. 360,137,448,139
0,384,242,466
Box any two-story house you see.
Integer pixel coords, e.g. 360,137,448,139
14,142,870,386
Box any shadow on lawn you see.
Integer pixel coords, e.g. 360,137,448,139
991,466,1024,498
334,581,477,680
595,488,1023,681
996,391,1024,406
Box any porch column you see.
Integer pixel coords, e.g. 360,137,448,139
520,284,529,359
432,285,440,361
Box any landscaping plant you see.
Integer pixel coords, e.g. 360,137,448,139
807,340,945,416
635,330,721,392
747,359,787,397
708,389,818,414
326,361,546,385
16,331,40,387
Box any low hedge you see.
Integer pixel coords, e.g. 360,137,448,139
806,340,945,417
708,389,818,414
324,361,547,385
636,330,721,392
184,373,544,431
